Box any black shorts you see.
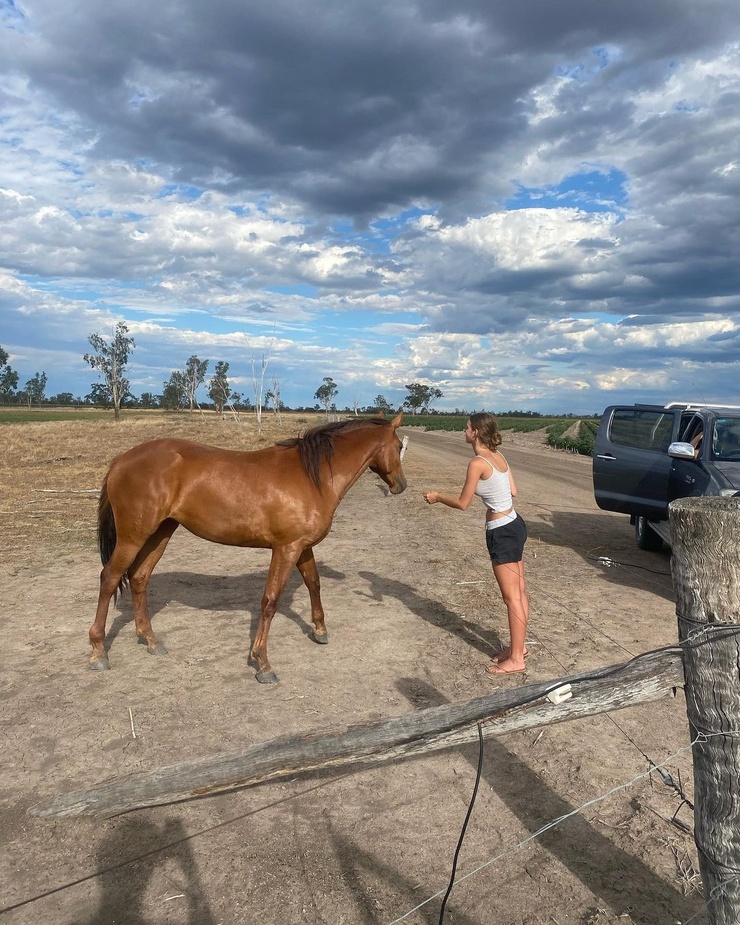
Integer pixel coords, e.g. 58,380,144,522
485,515,527,564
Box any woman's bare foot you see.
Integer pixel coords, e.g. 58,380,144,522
486,657,526,675
490,646,528,665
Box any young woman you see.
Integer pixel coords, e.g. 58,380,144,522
423,412,529,674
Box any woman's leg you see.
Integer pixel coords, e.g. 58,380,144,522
487,559,529,672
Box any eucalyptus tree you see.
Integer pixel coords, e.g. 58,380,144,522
314,377,338,419
403,382,443,415
0,345,19,401
184,355,209,412
83,322,135,422
265,376,282,423
24,371,47,409
374,394,393,415
161,370,188,411
208,361,231,416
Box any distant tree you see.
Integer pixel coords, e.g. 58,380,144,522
184,355,209,412
24,371,47,409
83,322,135,422
161,370,187,411
85,383,111,407
265,376,283,422
49,392,75,405
403,382,443,414
314,377,338,418
208,361,231,416
249,337,275,433
0,345,19,401
374,394,392,415
139,392,159,409
229,392,253,413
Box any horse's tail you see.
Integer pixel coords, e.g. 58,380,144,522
97,474,128,597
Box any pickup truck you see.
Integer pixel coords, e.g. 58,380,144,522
592,402,740,550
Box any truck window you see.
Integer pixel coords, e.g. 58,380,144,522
609,409,674,452
712,418,740,460
680,414,704,456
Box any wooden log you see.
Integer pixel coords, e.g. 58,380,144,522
670,496,740,925
30,649,683,819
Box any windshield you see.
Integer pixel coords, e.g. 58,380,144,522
712,418,740,461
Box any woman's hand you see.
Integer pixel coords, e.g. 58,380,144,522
423,491,439,504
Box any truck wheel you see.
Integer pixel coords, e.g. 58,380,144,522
635,516,663,551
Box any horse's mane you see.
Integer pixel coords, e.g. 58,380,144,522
278,418,390,489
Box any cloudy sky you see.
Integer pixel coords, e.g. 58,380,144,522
1,0,739,413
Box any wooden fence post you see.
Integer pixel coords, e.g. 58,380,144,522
669,496,740,924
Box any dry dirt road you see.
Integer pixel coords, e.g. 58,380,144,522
0,426,706,925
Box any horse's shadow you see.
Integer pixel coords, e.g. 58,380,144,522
104,563,347,652
103,560,500,665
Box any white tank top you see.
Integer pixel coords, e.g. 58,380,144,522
473,455,512,513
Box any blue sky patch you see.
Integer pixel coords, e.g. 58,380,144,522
506,169,628,213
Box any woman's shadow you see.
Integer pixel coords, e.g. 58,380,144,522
81,816,216,925
356,569,504,660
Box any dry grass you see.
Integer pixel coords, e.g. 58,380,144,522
0,412,323,568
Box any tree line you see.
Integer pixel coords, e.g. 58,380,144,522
0,324,447,420
0,346,48,411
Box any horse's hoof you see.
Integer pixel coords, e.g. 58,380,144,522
138,637,168,655
89,657,110,671
311,631,329,645
255,670,279,684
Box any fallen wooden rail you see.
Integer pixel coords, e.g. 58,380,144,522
30,648,684,818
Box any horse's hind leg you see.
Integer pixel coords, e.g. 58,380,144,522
89,542,141,670
296,547,328,645
128,520,178,657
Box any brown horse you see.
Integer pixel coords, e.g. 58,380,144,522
90,413,406,682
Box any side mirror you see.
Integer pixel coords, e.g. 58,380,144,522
668,441,698,459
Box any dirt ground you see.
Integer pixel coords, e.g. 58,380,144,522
0,419,707,925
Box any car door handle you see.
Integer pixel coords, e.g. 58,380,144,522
596,453,617,460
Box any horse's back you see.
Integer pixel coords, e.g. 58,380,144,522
103,438,323,545
110,437,235,467
106,438,309,493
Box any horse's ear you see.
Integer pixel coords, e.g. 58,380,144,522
390,412,403,429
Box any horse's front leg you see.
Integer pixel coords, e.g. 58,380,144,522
251,544,302,683
296,547,328,645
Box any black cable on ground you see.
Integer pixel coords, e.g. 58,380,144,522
587,554,672,576
438,722,484,923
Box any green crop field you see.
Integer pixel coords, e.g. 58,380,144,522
0,408,119,424
401,414,599,455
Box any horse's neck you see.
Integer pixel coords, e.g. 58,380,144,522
329,434,378,498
